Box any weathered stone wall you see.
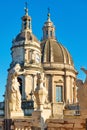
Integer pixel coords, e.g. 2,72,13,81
0,117,87,130
46,118,86,130
0,119,4,130
13,119,32,130
0,118,32,130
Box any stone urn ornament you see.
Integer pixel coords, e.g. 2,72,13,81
34,73,48,111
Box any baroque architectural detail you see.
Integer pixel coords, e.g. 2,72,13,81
5,64,24,118
34,73,48,110
0,4,86,130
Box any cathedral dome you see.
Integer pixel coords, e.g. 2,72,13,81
13,7,39,45
41,39,73,66
41,10,74,68
11,6,41,68
14,31,38,43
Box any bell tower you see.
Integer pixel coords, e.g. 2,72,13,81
5,4,43,118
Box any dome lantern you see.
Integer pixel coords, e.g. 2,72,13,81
21,2,32,32
41,10,74,67
42,9,55,40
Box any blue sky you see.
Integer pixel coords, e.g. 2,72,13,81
0,0,87,101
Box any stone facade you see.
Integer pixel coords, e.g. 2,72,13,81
0,5,86,130
46,118,86,130
0,118,87,130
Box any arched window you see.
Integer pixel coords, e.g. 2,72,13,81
29,19,31,29
50,31,52,37
17,77,22,95
46,30,48,38
24,21,27,29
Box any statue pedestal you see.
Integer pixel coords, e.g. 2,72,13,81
32,109,51,129
32,73,51,129
10,110,24,118
34,87,48,111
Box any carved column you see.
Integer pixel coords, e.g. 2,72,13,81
24,49,28,65
31,74,34,91
33,75,37,90
70,76,74,104
65,76,70,103
71,77,74,103
73,78,77,103
70,76,72,103
52,75,54,103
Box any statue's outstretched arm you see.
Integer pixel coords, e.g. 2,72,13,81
76,79,83,88
81,67,87,74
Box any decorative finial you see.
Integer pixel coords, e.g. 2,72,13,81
47,8,51,21
24,2,28,16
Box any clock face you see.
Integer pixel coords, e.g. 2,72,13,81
36,54,40,63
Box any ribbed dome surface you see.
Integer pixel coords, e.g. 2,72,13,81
41,39,74,66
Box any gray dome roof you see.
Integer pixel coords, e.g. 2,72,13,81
41,39,74,66
14,31,39,43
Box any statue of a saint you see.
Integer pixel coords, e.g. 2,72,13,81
7,64,24,112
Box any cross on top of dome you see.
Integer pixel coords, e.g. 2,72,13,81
24,2,28,16
21,2,32,32
47,8,51,22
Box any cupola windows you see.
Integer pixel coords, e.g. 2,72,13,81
50,30,52,37
42,11,55,40
46,31,48,38
21,3,32,32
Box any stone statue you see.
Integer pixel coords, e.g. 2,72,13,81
76,67,87,116
34,73,48,110
32,73,51,127
36,73,45,89
7,64,24,112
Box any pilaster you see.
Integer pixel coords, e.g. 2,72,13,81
65,76,70,103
